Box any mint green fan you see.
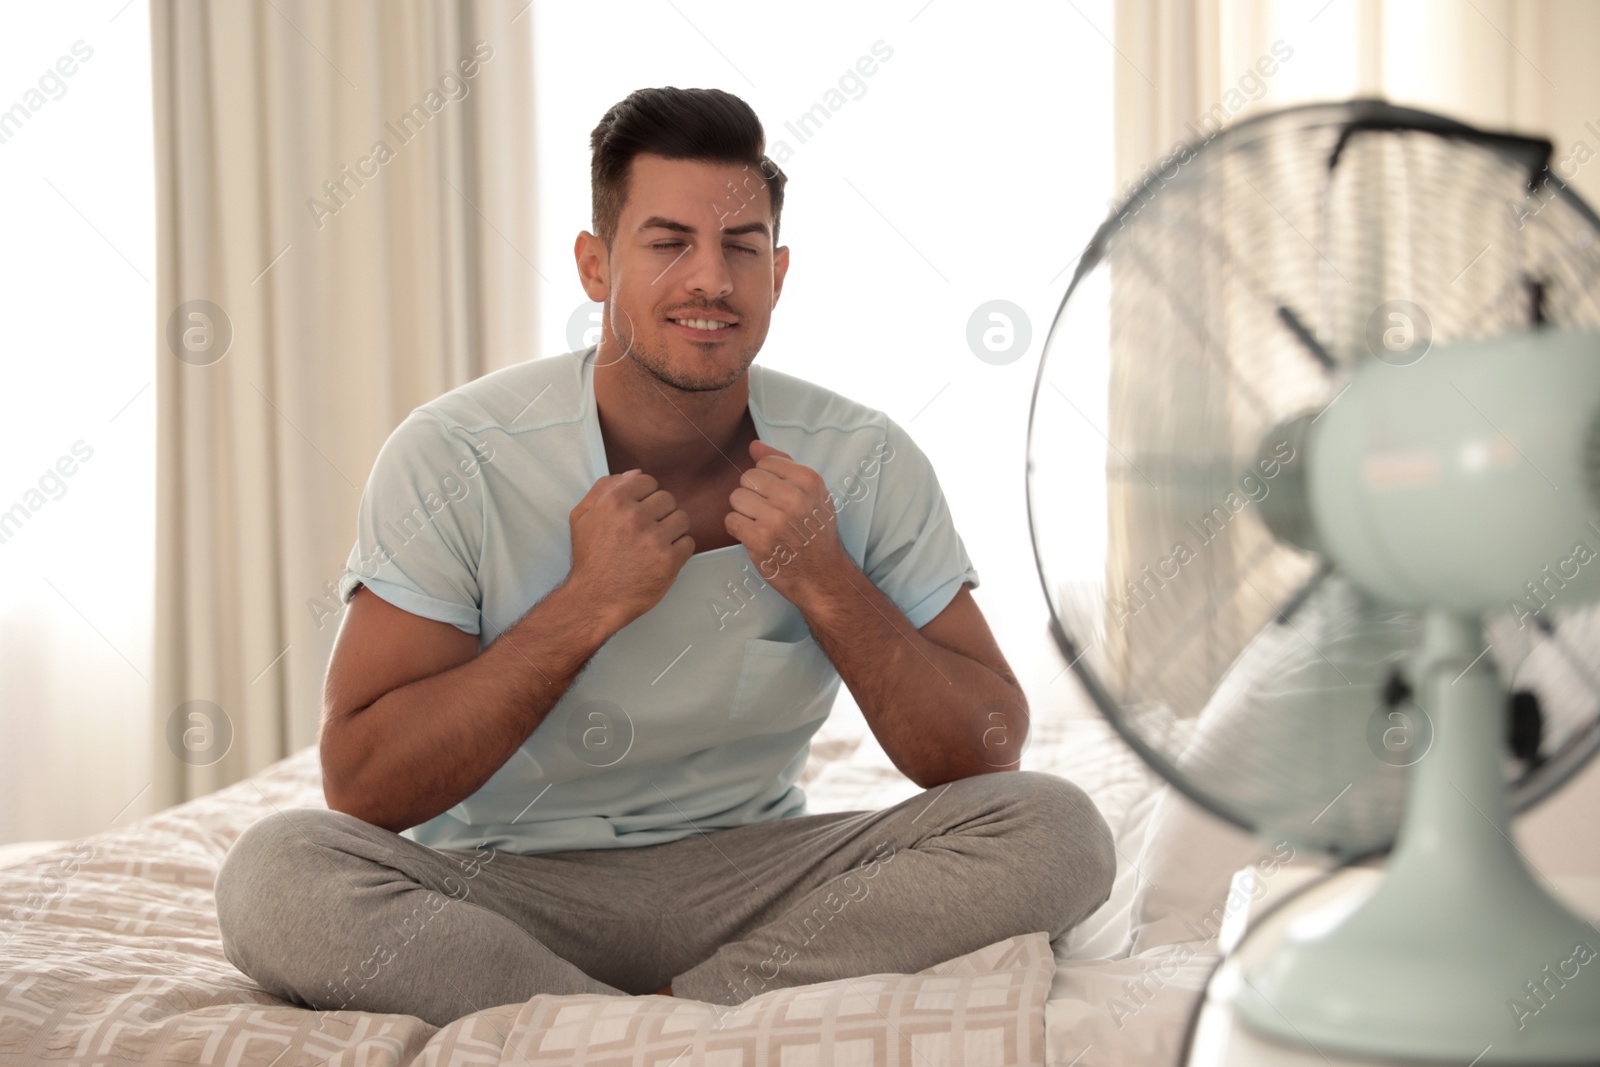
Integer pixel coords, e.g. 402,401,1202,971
1028,99,1600,1061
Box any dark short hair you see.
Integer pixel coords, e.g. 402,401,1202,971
589,87,787,249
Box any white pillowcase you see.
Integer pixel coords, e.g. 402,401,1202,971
1126,786,1305,955
1053,782,1162,961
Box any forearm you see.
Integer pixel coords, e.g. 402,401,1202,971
793,562,1027,787
323,580,618,832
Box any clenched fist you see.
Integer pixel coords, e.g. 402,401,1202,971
567,470,694,629
726,439,850,600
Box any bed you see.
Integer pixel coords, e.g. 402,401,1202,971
0,695,1246,1065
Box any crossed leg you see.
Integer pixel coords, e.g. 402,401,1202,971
214,770,1114,1025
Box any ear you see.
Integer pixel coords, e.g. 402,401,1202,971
574,230,610,302
771,244,790,310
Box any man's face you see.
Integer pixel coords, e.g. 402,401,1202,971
578,152,789,393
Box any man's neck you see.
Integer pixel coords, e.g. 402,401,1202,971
593,356,755,486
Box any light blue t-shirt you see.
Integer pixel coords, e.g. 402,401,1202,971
337,348,979,855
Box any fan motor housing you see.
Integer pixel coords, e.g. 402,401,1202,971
1299,329,1600,617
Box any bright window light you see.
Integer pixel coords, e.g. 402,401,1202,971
533,1,1115,704
0,0,154,842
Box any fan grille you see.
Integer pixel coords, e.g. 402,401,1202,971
1029,101,1600,855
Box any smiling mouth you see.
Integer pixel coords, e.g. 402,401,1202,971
667,315,737,331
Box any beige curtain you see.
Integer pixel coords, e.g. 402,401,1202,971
151,0,536,808
1114,0,1600,205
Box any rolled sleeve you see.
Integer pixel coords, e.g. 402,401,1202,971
337,410,490,635
861,417,980,630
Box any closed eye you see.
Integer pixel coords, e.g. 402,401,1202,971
651,241,762,258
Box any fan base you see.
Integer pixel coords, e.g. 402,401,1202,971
1233,876,1600,1062
1235,610,1600,1063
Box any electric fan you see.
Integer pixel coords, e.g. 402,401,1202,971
1028,99,1600,1062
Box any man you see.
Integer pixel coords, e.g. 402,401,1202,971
215,86,1113,1028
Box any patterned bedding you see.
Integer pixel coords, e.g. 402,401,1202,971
0,706,1217,1065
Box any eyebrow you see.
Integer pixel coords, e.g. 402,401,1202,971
638,215,770,239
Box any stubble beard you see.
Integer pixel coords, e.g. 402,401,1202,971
618,320,758,395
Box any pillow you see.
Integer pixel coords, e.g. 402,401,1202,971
1054,781,1163,961
418,932,1058,1066
1126,785,1306,954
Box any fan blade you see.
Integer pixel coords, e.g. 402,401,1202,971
1276,305,1336,373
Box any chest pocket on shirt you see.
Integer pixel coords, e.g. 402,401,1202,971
729,633,837,726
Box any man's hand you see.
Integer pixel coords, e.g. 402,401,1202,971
726,439,849,601
724,439,1027,787
569,470,695,628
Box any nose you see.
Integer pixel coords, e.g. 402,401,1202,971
678,239,734,301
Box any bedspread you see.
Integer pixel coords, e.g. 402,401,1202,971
0,709,1217,1066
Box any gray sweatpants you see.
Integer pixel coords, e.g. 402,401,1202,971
214,770,1114,1028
